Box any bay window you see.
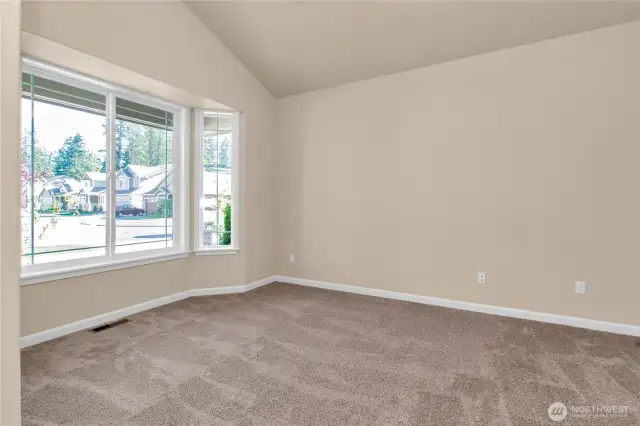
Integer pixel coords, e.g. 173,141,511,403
194,110,239,254
21,58,188,283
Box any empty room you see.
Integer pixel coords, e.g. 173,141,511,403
0,1,639,424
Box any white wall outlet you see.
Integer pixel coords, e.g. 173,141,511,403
289,254,295,264
575,281,587,295
477,271,486,284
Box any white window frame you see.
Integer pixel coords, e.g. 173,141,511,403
193,109,240,255
20,57,189,285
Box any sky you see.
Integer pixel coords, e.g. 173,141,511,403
21,98,107,154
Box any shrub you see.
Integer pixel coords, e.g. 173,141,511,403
219,203,231,245
156,198,173,218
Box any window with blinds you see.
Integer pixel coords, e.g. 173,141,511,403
20,58,187,281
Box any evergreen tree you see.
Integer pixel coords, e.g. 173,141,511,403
53,134,100,180
203,136,218,172
218,136,230,169
128,127,172,166
100,121,135,172
115,121,130,170
203,135,230,172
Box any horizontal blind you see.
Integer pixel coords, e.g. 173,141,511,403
21,72,173,130
116,97,173,130
22,72,106,115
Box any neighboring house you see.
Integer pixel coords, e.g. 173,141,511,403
37,176,82,211
115,165,165,193
116,164,172,214
113,164,231,215
34,165,231,214
78,172,107,211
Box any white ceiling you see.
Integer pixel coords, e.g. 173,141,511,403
186,1,640,98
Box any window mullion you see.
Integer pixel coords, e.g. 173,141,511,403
29,74,36,265
194,111,204,250
106,92,116,256
231,113,240,249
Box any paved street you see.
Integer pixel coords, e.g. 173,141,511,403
24,214,173,263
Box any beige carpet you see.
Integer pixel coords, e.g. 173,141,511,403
22,283,640,425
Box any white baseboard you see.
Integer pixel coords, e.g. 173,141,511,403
21,275,278,348
189,275,275,296
20,290,191,348
22,274,639,348
274,275,640,338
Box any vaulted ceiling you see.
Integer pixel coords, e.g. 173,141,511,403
185,2,640,98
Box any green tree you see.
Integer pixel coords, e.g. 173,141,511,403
116,121,129,170
203,136,217,172
100,121,135,172
219,203,231,245
218,136,230,169
127,127,171,167
203,135,230,172
53,134,100,180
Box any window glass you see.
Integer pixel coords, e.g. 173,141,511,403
20,59,186,278
114,97,174,254
202,113,233,247
21,72,107,265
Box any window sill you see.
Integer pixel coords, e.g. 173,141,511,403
20,252,189,286
193,248,239,256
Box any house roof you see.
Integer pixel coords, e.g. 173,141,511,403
133,174,164,195
60,178,81,193
79,186,106,195
116,165,173,196
41,175,72,191
83,172,106,181
44,182,81,197
121,164,166,179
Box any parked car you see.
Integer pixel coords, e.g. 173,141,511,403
116,204,145,216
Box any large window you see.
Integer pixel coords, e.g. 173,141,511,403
21,58,188,281
194,110,239,253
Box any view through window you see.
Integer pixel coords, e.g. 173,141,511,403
21,72,107,265
200,112,235,248
114,98,173,254
21,61,184,273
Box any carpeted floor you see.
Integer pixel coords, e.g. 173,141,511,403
22,283,640,425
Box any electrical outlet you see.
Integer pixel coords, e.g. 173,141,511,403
477,271,486,284
289,254,295,264
575,281,587,295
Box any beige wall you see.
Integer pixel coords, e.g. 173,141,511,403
273,21,640,326
1,1,23,422
20,2,273,336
